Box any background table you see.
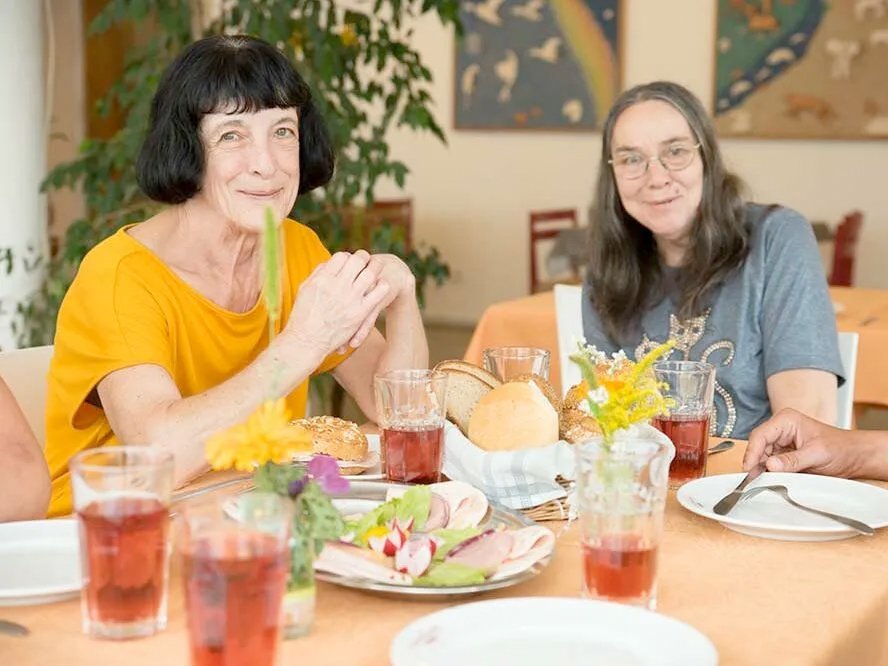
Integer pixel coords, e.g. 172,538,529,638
465,287,888,409
4,444,888,665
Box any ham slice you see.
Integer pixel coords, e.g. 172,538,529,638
385,481,488,530
490,526,555,581
429,481,488,529
446,529,514,574
314,542,411,585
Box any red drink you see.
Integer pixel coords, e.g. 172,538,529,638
77,495,169,627
652,414,711,483
184,533,288,666
382,424,444,484
582,535,658,602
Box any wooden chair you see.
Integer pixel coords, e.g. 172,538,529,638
829,211,863,287
529,208,579,294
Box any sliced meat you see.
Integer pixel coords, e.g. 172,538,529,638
429,481,488,529
314,542,411,585
446,529,514,574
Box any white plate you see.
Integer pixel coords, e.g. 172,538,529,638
390,597,718,666
677,472,888,541
292,434,384,481
0,520,82,606
350,434,383,480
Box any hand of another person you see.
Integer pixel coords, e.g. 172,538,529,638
346,254,417,349
743,408,870,478
283,250,390,358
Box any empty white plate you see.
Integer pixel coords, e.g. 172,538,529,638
390,597,717,666
677,472,888,541
0,519,81,606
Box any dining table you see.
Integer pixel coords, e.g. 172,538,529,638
3,442,888,665
465,286,888,410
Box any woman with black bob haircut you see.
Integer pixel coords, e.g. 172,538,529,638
43,35,427,516
581,81,842,439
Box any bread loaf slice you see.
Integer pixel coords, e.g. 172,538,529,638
433,360,502,434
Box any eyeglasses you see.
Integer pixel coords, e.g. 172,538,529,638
608,142,701,180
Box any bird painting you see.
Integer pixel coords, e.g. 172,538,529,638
511,0,544,22
495,49,519,102
529,37,562,63
465,0,505,27
461,64,482,108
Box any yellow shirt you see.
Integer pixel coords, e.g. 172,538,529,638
45,219,349,516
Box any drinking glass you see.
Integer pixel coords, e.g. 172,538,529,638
374,369,448,484
574,437,672,610
180,492,292,666
482,346,550,381
652,361,716,487
70,446,174,640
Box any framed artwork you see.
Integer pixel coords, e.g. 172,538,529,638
454,0,622,131
713,0,888,139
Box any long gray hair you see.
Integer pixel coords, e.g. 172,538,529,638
587,81,749,344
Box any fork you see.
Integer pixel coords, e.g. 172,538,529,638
741,485,874,536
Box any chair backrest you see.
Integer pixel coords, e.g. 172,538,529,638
836,331,858,429
829,211,863,287
530,208,578,294
554,284,584,396
342,198,414,251
0,345,53,447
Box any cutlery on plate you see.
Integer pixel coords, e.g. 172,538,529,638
707,440,734,455
712,464,765,516
0,619,29,637
739,485,875,536
170,477,254,506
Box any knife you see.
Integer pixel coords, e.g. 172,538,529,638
712,464,765,516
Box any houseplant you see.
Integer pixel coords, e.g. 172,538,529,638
22,0,458,346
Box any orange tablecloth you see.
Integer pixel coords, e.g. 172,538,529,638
465,287,888,408
5,445,888,665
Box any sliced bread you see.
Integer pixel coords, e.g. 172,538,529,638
433,360,502,434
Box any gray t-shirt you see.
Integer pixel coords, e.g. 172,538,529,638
581,204,844,438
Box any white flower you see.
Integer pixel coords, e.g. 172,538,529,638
589,387,609,405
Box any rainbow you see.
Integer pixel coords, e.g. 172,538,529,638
550,0,619,123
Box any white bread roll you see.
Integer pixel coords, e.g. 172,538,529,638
467,380,560,451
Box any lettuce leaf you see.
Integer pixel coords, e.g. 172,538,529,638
345,486,432,544
414,561,486,587
396,486,431,530
430,527,481,561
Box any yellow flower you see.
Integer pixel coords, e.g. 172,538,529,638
206,398,312,471
570,340,675,443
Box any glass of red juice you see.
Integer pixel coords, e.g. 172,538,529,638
652,361,716,488
70,446,174,640
374,369,448,484
179,493,292,666
574,437,672,610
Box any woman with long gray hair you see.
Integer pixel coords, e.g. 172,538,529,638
582,81,841,439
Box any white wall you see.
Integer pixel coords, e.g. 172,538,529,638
0,1,48,348
375,0,888,325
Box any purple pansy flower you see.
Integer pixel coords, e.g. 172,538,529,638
307,454,350,494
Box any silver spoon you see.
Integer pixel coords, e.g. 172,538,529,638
707,440,734,455
0,619,29,637
740,485,875,536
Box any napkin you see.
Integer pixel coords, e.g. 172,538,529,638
442,422,675,510
441,421,576,510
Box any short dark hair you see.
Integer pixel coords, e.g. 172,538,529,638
137,34,334,204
